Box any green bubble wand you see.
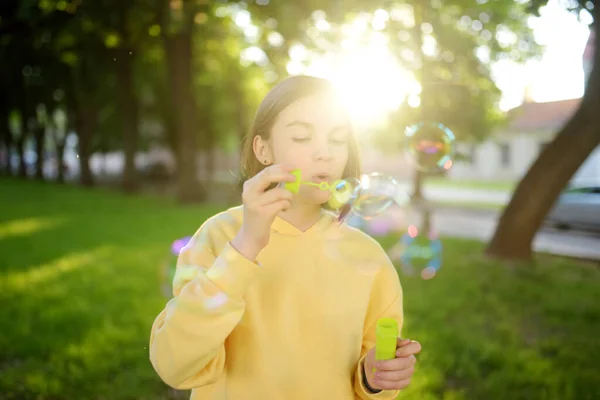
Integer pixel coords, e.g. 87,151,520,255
283,168,358,210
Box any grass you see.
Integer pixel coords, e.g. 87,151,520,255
426,177,516,192
1,178,599,400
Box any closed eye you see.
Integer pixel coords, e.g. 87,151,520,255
292,137,311,143
331,138,347,145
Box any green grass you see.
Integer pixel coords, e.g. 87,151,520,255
1,178,599,400
426,177,516,192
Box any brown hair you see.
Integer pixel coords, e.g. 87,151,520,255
240,75,362,185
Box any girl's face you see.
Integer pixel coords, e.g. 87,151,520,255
256,92,351,206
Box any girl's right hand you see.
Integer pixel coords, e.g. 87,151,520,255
231,164,297,261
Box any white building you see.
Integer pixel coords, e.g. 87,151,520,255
448,29,599,186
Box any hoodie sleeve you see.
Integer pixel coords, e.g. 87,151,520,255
149,220,260,389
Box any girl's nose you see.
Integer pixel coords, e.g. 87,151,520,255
313,146,333,161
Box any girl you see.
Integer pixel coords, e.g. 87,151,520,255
149,75,422,399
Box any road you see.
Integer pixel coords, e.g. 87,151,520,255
396,183,511,204
431,207,600,261
354,206,600,262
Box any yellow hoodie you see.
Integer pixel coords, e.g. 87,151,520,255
149,206,404,400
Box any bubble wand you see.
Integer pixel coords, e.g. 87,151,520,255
283,168,358,210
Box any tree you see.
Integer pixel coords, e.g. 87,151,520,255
155,0,209,203
486,0,598,261
249,0,541,202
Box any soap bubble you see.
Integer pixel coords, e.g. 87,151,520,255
160,236,193,298
325,173,410,224
352,173,409,220
405,121,455,173
388,225,443,280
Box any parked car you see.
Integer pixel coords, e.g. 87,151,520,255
546,186,600,231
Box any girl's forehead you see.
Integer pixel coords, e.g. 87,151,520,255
276,93,349,126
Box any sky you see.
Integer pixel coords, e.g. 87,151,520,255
233,0,594,122
494,0,593,110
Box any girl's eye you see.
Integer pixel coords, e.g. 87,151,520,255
292,137,311,142
331,138,348,145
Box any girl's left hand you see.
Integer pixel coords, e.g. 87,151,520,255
364,338,422,391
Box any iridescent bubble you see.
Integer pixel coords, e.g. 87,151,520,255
405,121,455,172
162,236,194,298
324,173,409,224
171,236,193,256
366,218,394,237
352,173,408,220
390,225,443,279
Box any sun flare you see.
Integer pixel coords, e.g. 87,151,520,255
288,31,420,127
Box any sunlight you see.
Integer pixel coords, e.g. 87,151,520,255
328,47,417,126
3,247,113,292
287,12,420,126
0,217,66,240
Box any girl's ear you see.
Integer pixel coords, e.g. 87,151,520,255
253,135,272,165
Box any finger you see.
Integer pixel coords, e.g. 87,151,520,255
375,355,415,371
256,187,293,206
396,337,412,347
372,377,411,391
395,341,422,358
262,199,292,215
374,366,414,383
255,165,297,192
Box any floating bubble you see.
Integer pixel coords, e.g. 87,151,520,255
161,236,193,298
366,218,395,237
171,236,193,256
283,168,409,223
405,121,455,173
352,173,408,220
389,225,443,280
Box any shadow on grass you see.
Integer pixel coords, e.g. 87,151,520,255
0,178,224,399
2,178,599,400
0,178,223,273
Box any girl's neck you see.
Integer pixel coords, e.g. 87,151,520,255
277,202,323,232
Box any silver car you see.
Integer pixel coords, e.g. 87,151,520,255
546,186,600,231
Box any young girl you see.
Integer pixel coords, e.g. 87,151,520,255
149,75,422,399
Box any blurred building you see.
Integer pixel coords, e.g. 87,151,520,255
449,28,599,187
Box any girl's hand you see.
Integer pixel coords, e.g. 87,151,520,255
231,164,297,261
364,338,422,391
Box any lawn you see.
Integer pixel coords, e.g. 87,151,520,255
1,178,599,400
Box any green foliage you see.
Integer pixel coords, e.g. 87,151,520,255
1,179,599,399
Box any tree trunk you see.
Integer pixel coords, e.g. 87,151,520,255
411,0,427,203
116,46,140,193
75,101,96,187
412,169,424,201
0,113,11,176
33,126,45,181
56,142,65,183
164,32,205,203
16,136,26,178
485,28,600,261
158,82,179,174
